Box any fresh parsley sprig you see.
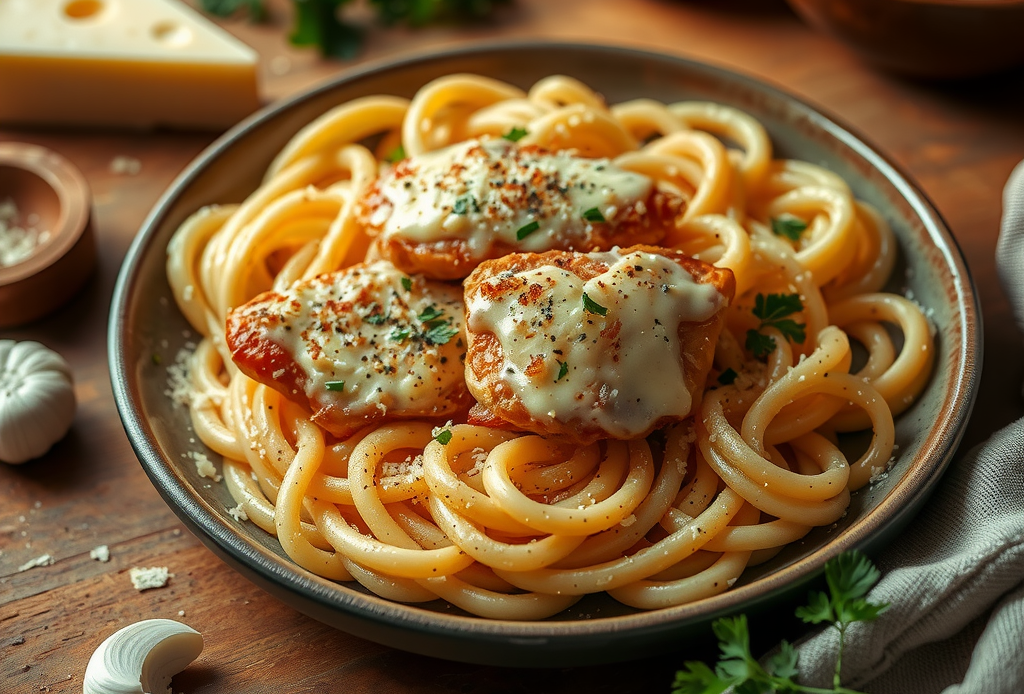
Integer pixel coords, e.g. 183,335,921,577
795,553,889,691
199,0,509,59
745,292,807,359
672,551,888,694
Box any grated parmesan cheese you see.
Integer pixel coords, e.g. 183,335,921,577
164,345,195,406
0,197,50,268
189,450,222,482
380,454,424,489
90,545,110,562
227,504,248,522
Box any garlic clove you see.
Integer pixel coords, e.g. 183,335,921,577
0,339,76,464
83,619,204,694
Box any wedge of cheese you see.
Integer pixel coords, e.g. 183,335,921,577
0,0,261,130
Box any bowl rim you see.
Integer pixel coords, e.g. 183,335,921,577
0,142,90,284
108,39,982,664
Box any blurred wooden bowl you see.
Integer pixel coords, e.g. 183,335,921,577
0,143,94,328
786,0,1024,78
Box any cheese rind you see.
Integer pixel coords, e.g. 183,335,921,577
0,0,261,130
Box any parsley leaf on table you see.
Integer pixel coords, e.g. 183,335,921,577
672,551,887,694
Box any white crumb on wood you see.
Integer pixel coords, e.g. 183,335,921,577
129,566,173,591
17,554,54,572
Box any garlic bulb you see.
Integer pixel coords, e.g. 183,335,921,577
0,339,76,464
83,619,204,694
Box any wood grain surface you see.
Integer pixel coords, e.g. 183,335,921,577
3,1,1024,691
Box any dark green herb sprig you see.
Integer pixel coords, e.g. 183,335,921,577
745,292,806,359
717,367,738,386
200,0,509,59
672,551,888,694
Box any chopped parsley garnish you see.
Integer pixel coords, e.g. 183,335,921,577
434,429,453,445
401,276,412,291
453,195,478,215
745,292,807,358
770,215,808,241
503,126,529,142
385,144,406,163
582,292,608,316
424,323,460,346
390,327,411,341
412,305,459,345
325,380,346,392
516,220,540,240
717,368,738,385
555,360,569,382
417,305,445,323
363,304,387,324
582,207,606,223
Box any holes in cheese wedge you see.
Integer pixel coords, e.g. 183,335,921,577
151,20,192,47
63,0,104,20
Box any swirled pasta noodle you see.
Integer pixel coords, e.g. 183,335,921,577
166,74,934,618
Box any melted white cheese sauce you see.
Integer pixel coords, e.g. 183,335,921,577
265,261,465,416
368,138,652,256
468,250,727,437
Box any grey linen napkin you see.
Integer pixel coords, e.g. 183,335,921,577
792,159,1024,693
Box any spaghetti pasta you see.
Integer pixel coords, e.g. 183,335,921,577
166,73,934,619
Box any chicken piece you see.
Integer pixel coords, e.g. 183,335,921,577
463,245,735,445
357,137,680,280
225,261,471,438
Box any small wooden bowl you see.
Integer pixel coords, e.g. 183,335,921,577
786,0,1024,78
0,143,95,328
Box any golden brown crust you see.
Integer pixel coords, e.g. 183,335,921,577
462,245,735,445
225,264,473,440
358,157,682,280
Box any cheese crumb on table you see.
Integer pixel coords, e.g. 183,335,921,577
17,554,53,572
109,156,142,175
129,566,173,591
90,545,110,562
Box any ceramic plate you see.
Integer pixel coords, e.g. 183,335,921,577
109,42,980,667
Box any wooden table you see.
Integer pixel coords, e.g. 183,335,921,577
3,1,1023,691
